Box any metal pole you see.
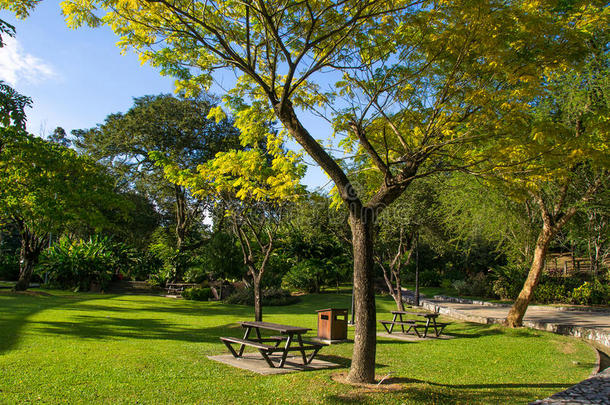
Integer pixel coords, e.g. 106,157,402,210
415,231,420,307
349,284,355,325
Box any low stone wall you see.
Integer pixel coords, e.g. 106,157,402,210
432,295,510,307
419,299,499,324
521,320,610,350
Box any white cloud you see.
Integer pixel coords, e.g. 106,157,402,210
0,36,57,86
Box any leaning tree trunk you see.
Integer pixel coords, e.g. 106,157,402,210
505,225,554,327
346,212,377,384
174,185,188,282
13,229,46,292
394,272,404,311
381,268,403,311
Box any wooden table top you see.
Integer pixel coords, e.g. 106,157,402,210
240,321,311,334
391,310,438,317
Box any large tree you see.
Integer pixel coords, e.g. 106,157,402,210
74,94,241,281
474,33,610,327
0,128,123,290
4,0,604,382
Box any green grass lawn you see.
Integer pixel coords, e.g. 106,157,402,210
0,290,596,404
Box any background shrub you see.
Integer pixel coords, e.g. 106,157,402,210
0,251,19,281
571,280,609,305
182,287,211,301
490,264,527,300
418,270,441,287
37,236,123,291
281,259,325,293
452,280,469,296
225,287,299,306
533,282,569,304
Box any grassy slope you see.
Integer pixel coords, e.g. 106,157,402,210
0,291,596,404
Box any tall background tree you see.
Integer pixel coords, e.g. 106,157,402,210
155,128,305,321
471,31,610,327
74,94,241,281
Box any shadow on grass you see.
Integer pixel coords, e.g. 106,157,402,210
314,354,387,369
325,386,551,405
382,376,571,389
31,315,247,345
47,293,349,318
0,291,113,354
325,376,574,405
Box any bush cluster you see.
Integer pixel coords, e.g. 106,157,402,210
225,287,299,306
571,281,609,305
0,251,19,281
451,272,495,298
37,236,125,291
36,236,138,291
418,270,442,287
281,259,325,293
182,287,212,301
491,266,610,305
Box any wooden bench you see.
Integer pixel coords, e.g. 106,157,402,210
220,337,280,368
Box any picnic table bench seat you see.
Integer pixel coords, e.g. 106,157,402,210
270,335,325,348
379,319,426,337
220,336,277,351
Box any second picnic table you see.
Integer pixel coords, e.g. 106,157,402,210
380,309,448,338
220,321,324,368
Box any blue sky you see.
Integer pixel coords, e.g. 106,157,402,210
0,3,331,191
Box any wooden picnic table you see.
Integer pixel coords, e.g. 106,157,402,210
380,309,448,338
220,321,324,368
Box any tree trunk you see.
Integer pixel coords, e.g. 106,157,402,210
14,256,35,291
394,272,404,311
346,213,377,384
253,274,262,322
13,228,46,292
505,225,554,327
174,185,187,282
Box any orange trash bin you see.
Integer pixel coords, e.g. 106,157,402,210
316,308,348,341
